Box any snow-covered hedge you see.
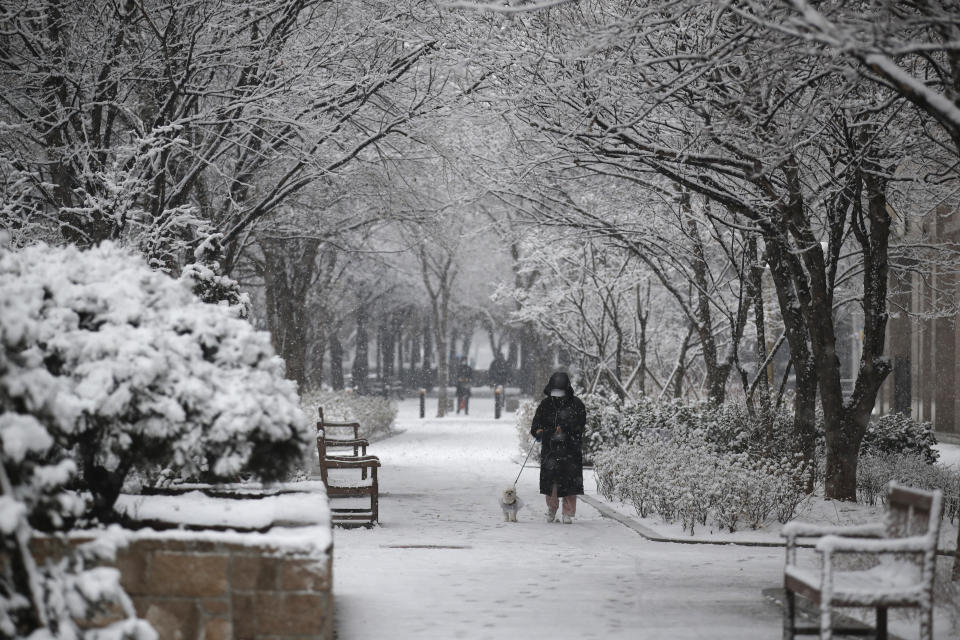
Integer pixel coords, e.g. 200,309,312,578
857,452,960,522
594,429,809,535
1,248,154,637
580,396,798,463
301,389,397,440
0,240,310,521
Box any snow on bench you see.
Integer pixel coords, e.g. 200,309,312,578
781,482,943,640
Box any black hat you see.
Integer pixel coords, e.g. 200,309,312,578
542,371,574,396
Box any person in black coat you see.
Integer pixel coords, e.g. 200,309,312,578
488,353,509,388
529,371,586,523
455,358,473,415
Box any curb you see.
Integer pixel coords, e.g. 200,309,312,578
580,495,959,557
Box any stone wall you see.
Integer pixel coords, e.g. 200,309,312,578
34,530,333,640
118,536,333,639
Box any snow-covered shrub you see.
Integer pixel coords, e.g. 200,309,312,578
301,389,397,440
857,452,960,522
0,240,310,521
859,413,939,463
593,428,809,535
1,263,154,638
580,393,646,462
514,399,538,455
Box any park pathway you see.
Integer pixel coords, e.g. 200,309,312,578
331,397,785,639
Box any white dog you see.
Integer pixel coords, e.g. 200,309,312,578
499,486,524,522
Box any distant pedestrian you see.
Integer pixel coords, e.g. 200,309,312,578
455,358,473,415
530,371,586,523
488,352,509,388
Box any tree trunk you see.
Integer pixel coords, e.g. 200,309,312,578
410,325,421,387
422,318,433,390
683,210,725,404
764,237,819,481
433,305,449,417
823,416,861,501
746,236,770,408
507,340,518,372
329,327,344,390
352,305,370,394
261,238,320,390
381,320,396,380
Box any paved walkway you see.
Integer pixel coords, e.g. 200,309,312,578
331,399,787,639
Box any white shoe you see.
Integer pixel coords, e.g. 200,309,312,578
562,514,573,524
545,511,557,523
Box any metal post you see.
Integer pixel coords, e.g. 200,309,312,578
419,388,425,418
494,385,502,419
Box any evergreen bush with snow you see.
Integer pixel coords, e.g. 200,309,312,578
0,239,310,522
858,412,939,463
1,249,154,637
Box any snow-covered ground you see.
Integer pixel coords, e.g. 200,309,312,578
936,442,960,470
331,399,959,639
330,400,784,639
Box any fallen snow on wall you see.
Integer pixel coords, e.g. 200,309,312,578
111,484,332,555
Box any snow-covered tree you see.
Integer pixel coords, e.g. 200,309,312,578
0,238,310,522
453,0,940,500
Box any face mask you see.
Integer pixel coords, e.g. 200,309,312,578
550,389,566,397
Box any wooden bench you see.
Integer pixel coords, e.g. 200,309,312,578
317,407,380,527
318,407,369,476
781,483,944,640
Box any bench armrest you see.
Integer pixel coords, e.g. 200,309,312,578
325,455,381,468
815,534,933,555
320,437,369,447
782,521,886,539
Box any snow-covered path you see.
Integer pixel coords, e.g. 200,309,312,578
331,399,785,639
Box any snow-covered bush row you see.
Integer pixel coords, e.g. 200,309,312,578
579,395,939,472
0,239,311,521
1,256,154,637
301,389,397,440
857,452,960,522
593,430,809,535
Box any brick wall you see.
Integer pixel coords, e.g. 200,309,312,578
119,536,333,639
34,529,333,640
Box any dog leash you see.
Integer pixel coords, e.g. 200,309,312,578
513,438,538,487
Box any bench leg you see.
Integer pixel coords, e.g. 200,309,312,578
875,607,886,640
783,589,796,640
820,601,833,640
371,466,379,525
919,605,932,640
